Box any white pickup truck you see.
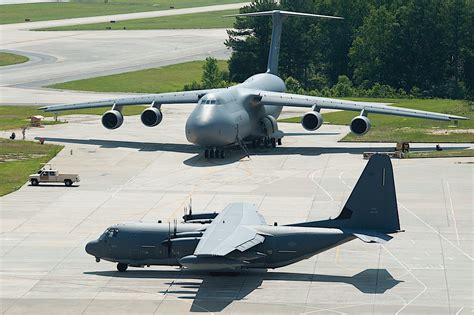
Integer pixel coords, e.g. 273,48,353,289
29,168,80,187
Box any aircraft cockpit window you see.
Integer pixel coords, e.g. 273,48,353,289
200,96,220,105
104,228,119,238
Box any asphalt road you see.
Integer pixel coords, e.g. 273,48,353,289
0,3,247,105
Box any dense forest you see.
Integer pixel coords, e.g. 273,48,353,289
225,0,473,99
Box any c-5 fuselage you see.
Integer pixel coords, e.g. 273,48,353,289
86,221,352,271
185,73,285,148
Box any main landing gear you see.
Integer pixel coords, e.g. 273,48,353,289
251,136,282,148
204,148,226,159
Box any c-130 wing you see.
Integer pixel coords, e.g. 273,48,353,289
257,90,468,122
194,203,267,257
39,89,223,112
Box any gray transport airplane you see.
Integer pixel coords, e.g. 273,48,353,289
40,10,467,159
85,154,402,273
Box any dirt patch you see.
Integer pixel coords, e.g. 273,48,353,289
0,153,47,162
428,129,474,135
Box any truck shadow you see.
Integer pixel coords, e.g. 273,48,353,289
84,268,402,312
28,184,79,187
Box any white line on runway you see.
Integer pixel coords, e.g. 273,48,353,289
382,245,428,315
445,181,460,245
308,159,334,201
398,202,473,261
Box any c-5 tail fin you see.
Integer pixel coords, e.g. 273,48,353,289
224,10,343,75
289,154,401,234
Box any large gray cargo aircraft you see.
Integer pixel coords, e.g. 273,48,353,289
41,10,467,158
86,154,402,272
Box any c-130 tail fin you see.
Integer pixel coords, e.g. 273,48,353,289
224,10,343,75
289,154,401,235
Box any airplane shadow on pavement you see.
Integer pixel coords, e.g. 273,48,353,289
36,137,469,168
84,268,402,312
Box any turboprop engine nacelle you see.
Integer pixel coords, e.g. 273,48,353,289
301,111,323,131
101,110,123,130
350,115,371,135
141,107,163,127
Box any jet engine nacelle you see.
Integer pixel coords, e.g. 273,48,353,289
141,107,163,127
261,115,279,136
301,111,323,131
101,110,123,130
350,115,371,135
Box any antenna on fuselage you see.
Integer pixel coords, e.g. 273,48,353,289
224,10,343,75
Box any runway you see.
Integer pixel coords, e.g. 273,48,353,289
0,3,246,105
0,108,472,314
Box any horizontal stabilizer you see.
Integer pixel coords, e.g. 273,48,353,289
224,10,343,20
352,230,393,244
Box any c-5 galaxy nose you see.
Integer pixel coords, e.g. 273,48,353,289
185,105,237,147
85,240,102,258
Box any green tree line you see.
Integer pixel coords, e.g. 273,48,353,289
225,0,473,99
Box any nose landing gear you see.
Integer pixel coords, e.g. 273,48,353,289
117,263,128,272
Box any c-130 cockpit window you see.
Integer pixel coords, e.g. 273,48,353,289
100,228,119,239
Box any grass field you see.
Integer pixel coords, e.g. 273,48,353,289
0,0,242,25
280,99,473,143
49,60,228,93
0,52,29,67
404,148,474,158
0,106,146,131
0,139,63,196
38,9,237,31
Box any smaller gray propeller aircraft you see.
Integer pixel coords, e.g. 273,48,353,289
40,10,467,159
85,154,402,273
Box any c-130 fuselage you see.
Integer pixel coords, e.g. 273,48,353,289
86,221,352,271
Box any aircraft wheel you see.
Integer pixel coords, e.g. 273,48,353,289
277,138,282,146
204,150,209,159
117,263,128,272
271,138,276,148
210,150,215,159
31,179,39,186
220,150,225,159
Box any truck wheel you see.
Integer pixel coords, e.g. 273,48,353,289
117,263,128,272
64,179,72,187
31,179,39,186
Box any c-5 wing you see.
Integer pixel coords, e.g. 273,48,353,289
257,90,468,121
39,89,222,112
193,203,267,256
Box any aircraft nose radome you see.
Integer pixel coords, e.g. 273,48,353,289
85,240,101,257
185,108,237,147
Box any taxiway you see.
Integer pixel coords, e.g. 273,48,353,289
0,108,472,314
